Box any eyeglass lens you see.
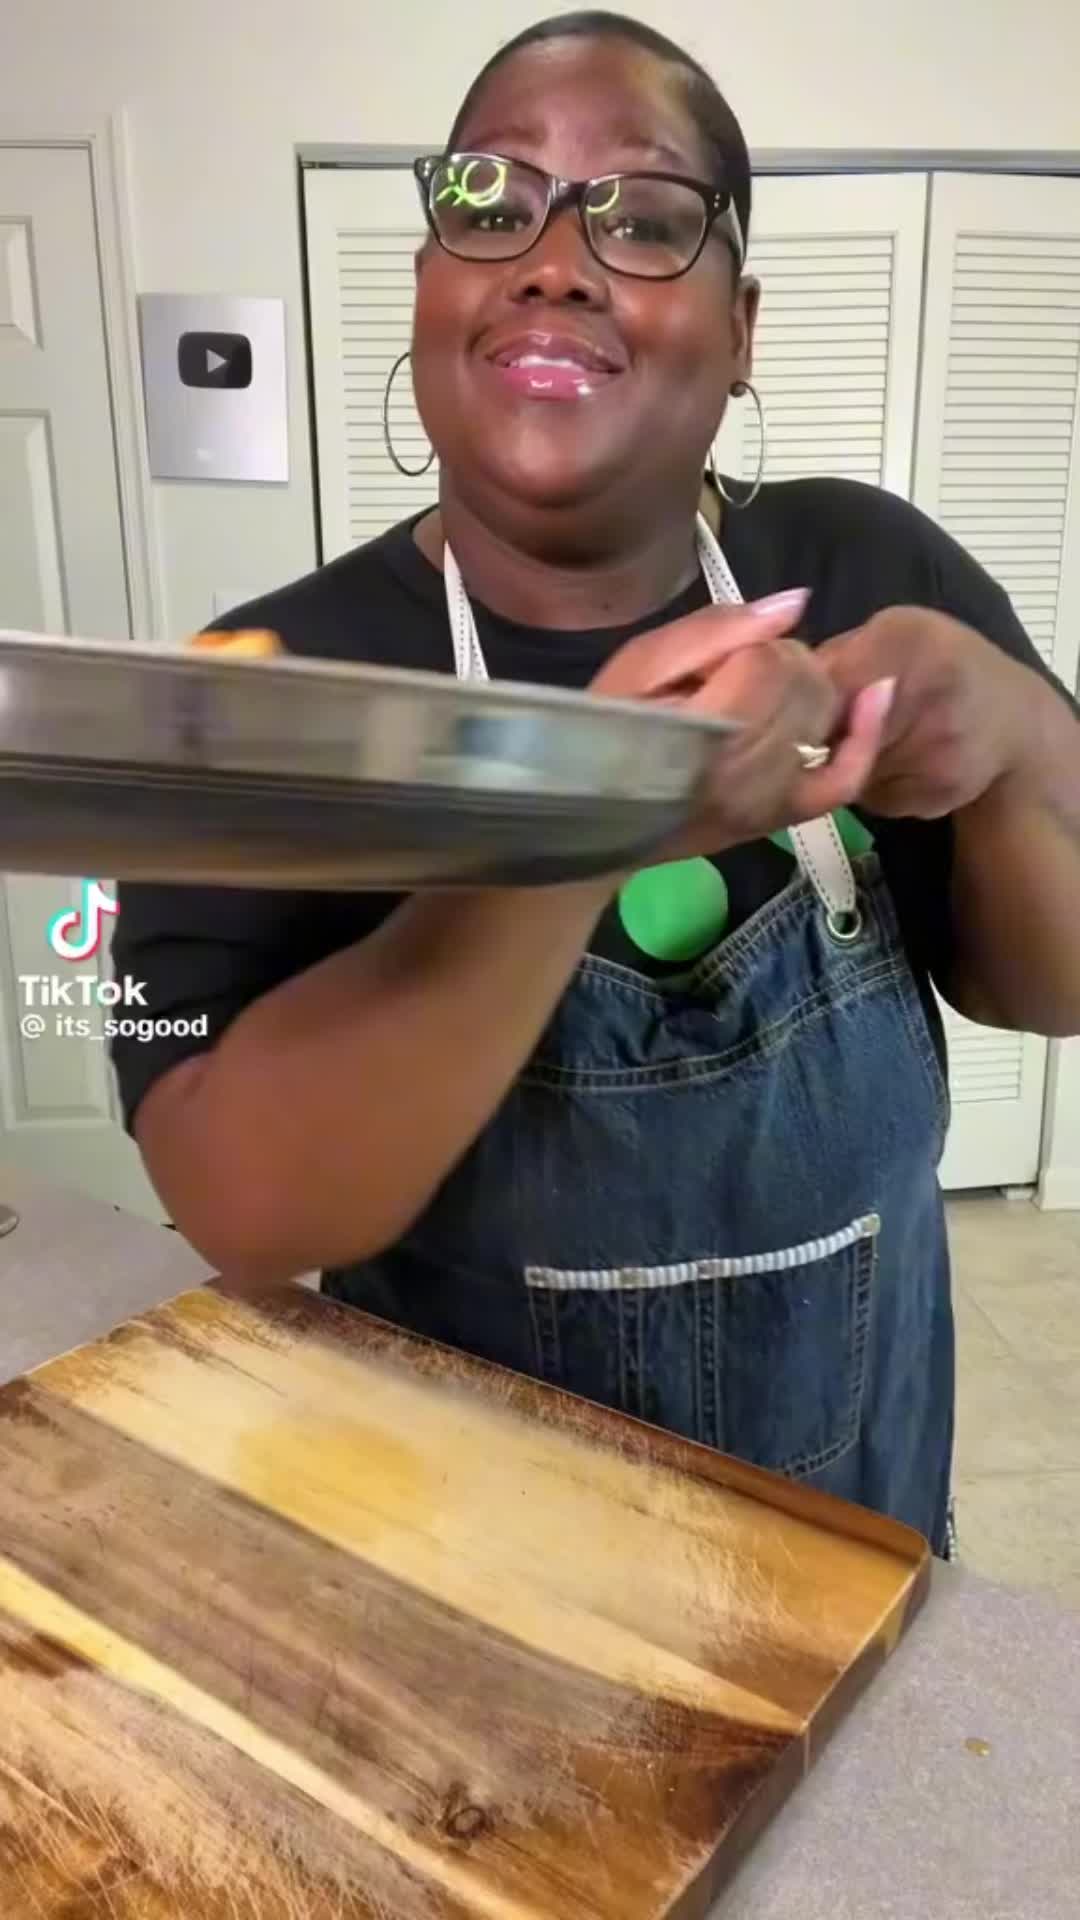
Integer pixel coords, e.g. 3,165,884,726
427,156,712,278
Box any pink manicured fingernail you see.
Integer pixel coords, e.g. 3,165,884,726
748,588,811,621
867,675,898,719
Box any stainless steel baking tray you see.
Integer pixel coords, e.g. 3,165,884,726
0,631,736,890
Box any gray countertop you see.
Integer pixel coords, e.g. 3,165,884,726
1,1163,1077,1918
716,1565,1079,1917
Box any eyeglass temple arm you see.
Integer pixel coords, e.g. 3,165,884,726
724,201,746,271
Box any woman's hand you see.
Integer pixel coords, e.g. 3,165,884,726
592,590,894,857
816,607,1035,817
812,605,1080,1037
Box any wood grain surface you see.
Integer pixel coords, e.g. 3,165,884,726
0,1282,929,1918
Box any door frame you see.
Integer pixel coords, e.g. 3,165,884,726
1,113,165,642
299,143,1080,175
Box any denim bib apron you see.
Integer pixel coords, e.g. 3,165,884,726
325,518,956,1555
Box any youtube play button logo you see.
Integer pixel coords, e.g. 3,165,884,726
177,331,253,389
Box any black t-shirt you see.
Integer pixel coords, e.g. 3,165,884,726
110,477,1058,1132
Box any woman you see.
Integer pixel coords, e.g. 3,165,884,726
112,11,1080,1557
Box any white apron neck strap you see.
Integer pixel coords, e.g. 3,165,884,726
444,542,488,683
693,515,858,931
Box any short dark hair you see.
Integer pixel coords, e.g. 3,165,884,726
447,10,752,250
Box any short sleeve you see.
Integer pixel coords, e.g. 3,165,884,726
108,882,392,1133
930,522,1077,708
870,515,1077,995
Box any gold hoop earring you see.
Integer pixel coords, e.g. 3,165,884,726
382,350,436,477
708,381,766,509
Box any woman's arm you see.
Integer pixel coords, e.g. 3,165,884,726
948,683,1080,1034
135,594,886,1284
136,880,611,1284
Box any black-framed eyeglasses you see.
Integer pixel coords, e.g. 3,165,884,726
414,152,745,282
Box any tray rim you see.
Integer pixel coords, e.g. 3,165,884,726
0,628,742,742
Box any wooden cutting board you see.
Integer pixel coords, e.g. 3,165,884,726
0,1281,928,1918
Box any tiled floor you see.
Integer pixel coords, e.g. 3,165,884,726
949,1195,1080,1610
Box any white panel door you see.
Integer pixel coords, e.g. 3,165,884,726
711,173,928,497
914,174,1080,1190
304,166,434,559
0,146,162,1217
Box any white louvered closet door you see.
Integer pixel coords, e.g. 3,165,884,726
710,174,928,496
914,174,1080,1190
304,167,435,560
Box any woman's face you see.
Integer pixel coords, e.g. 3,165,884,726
411,37,757,532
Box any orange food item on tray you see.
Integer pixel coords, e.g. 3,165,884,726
188,629,283,658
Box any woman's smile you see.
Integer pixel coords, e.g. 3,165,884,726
479,325,628,401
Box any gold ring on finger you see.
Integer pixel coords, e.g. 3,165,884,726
796,742,831,770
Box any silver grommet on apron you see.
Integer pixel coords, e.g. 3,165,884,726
826,905,863,945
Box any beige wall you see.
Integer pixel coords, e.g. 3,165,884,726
3,0,1079,637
